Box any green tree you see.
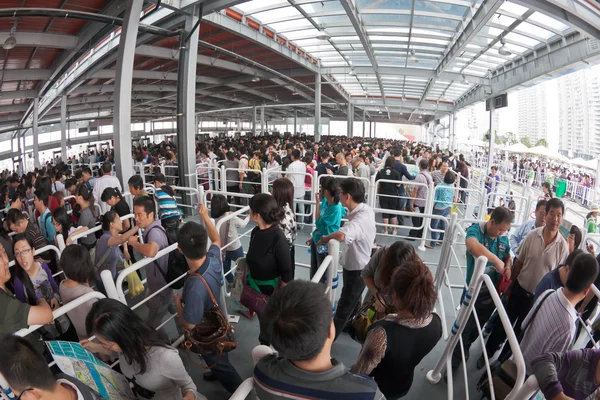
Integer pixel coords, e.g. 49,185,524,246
535,138,548,147
520,137,532,148
505,132,518,145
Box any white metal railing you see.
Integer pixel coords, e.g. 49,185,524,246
427,255,527,400
15,291,106,337
69,213,135,243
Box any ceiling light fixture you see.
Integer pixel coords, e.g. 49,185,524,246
408,49,418,63
498,36,511,56
292,88,299,96
348,68,356,76
316,25,331,41
3,24,16,50
251,74,260,83
461,74,469,85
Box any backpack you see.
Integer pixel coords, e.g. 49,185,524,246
145,224,189,290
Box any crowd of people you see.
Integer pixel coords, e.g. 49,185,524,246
0,134,599,400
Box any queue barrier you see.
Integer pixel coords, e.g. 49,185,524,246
15,291,106,338
427,255,527,400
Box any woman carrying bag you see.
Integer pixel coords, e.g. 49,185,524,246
240,194,293,318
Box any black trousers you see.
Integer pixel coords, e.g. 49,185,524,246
451,286,497,369
485,280,535,358
333,269,365,340
409,205,424,237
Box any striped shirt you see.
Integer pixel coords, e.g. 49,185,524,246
154,187,180,221
520,288,578,374
532,348,600,400
254,355,384,400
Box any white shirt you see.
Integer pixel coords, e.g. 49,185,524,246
92,174,123,215
339,203,377,271
56,378,85,400
287,160,306,199
53,180,66,195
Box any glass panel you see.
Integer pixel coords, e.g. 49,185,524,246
252,6,303,24
235,0,286,14
411,37,449,46
268,20,313,32
413,15,460,29
312,15,352,25
528,12,569,32
414,0,467,17
357,0,413,10
300,1,345,14
515,22,555,40
494,14,517,27
499,1,528,17
505,32,540,47
282,29,320,40
361,13,411,25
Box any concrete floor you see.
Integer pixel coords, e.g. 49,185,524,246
125,178,592,399
124,214,487,400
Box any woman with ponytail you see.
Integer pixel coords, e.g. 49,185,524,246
245,193,293,296
352,261,442,399
75,183,98,250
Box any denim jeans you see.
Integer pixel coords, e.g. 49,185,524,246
200,351,243,394
223,247,244,283
334,269,365,340
430,207,450,246
303,191,312,224
408,205,424,238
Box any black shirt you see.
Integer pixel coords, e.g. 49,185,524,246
245,225,293,295
375,167,402,196
370,315,442,398
112,198,132,233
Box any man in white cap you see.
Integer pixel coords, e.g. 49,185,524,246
586,204,599,233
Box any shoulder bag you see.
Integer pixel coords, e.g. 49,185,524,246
183,272,237,369
476,290,554,399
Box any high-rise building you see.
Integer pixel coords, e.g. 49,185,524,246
517,85,547,145
557,66,600,157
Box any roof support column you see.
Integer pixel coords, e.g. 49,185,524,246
294,110,297,136
373,121,377,138
113,0,143,187
487,100,496,173
260,107,265,136
33,97,40,169
362,109,366,138
449,112,455,152
596,159,600,204
314,70,321,143
347,103,354,138
60,95,67,162
252,106,257,136
177,4,201,196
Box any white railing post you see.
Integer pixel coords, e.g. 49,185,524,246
426,255,488,383
261,167,268,194
327,239,340,305
220,164,227,194
101,270,122,303
418,181,434,252
369,174,377,209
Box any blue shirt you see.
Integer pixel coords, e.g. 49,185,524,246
434,183,454,209
465,222,511,285
312,199,346,243
182,244,223,324
509,219,538,257
40,208,56,243
534,267,563,300
154,187,180,221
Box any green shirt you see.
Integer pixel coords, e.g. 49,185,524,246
312,199,347,243
465,222,511,286
587,217,597,234
0,287,44,354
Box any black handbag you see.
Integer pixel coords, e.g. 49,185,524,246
183,272,237,369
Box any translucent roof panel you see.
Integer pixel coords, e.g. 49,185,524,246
229,0,578,104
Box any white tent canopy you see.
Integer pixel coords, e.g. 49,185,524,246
505,142,530,153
